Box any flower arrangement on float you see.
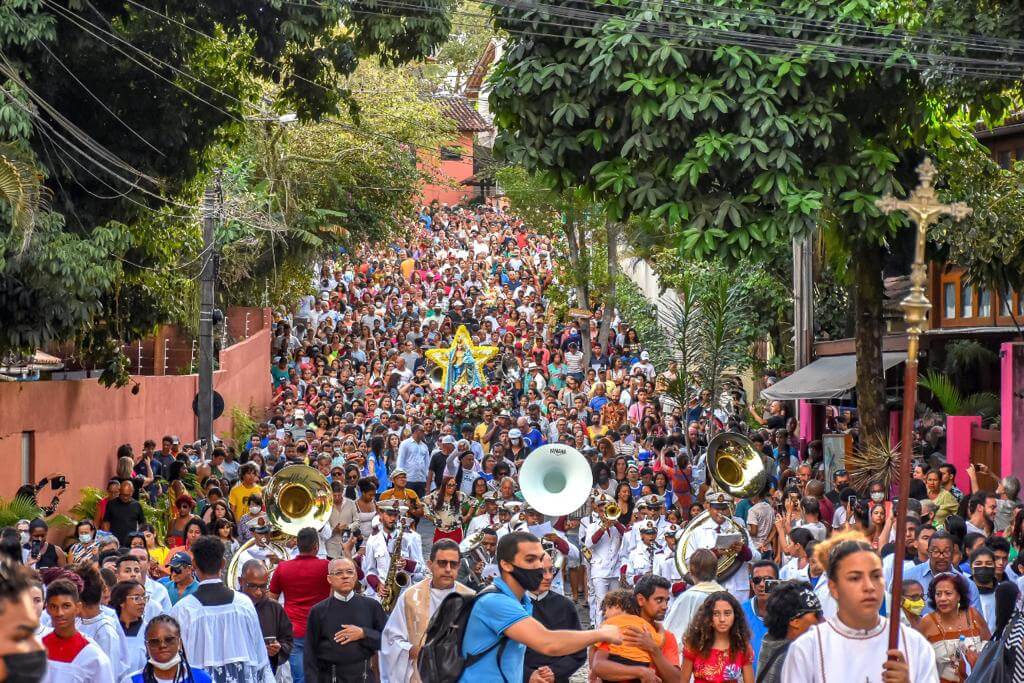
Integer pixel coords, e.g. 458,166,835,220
427,384,509,423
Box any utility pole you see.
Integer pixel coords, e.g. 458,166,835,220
197,176,220,462
792,234,814,370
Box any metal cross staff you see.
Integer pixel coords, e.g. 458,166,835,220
875,157,972,651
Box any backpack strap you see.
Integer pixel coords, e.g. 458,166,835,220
463,587,511,683
755,643,790,683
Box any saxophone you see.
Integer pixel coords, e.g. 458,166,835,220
380,516,410,612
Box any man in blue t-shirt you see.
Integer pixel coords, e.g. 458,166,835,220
459,531,622,682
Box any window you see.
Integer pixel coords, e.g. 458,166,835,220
978,288,991,317
961,282,974,318
440,146,463,161
944,283,956,319
1001,291,1013,317
998,151,1012,169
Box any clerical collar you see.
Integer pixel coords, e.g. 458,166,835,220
829,615,885,639
528,591,549,602
333,591,355,602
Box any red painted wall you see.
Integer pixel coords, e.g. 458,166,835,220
419,132,476,206
0,324,271,511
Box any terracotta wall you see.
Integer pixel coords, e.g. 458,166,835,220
418,132,476,207
0,325,271,511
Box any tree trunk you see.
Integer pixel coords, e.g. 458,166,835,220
563,201,593,368
599,220,619,351
851,240,887,447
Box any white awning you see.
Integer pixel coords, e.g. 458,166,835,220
761,352,905,402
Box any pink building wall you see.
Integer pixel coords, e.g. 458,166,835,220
0,325,271,512
1001,342,1024,482
946,415,982,494
418,132,475,207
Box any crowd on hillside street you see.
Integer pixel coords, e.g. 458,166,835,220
5,202,1024,683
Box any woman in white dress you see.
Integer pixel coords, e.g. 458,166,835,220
781,531,939,683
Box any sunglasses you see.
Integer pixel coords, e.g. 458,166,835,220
751,576,774,585
146,636,180,649
433,560,459,569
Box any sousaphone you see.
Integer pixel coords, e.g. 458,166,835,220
675,432,767,581
226,464,332,589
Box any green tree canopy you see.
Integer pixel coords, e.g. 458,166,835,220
487,0,1024,440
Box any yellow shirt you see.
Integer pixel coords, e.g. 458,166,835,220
229,482,263,519
474,422,490,454
931,489,959,528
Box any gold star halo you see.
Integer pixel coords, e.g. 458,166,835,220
424,324,498,390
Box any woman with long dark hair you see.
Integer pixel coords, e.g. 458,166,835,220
680,590,754,683
423,476,463,543
127,614,212,682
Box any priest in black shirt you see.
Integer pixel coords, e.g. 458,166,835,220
304,556,386,683
524,552,586,683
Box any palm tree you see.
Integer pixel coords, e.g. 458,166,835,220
0,144,51,253
918,370,1000,421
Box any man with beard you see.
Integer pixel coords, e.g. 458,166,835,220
591,575,680,683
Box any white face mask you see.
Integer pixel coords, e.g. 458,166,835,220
78,533,93,543
870,492,885,503
149,653,181,671
249,505,261,516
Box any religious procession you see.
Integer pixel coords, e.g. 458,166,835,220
4,2,1024,683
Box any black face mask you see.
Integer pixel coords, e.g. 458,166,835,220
973,567,996,586
508,564,545,592
3,650,47,683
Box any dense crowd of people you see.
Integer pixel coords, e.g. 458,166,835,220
2,203,1024,683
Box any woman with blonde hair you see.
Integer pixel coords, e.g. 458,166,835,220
781,531,938,683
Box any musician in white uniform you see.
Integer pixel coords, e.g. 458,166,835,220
362,501,425,602
523,506,571,596
683,491,758,603
495,501,525,539
463,491,500,538
653,523,685,599
624,520,660,586
584,494,626,626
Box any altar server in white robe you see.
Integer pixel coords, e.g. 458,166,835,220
381,539,475,682
75,564,129,681
781,533,938,683
41,578,115,683
170,536,274,683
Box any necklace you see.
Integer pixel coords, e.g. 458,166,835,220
933,611,964,680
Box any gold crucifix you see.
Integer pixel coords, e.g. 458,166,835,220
875,158,973,345
875,157,973,655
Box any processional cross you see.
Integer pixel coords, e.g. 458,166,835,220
875,157,972,651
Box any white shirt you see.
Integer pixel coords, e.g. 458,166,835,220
584,519,624,579
362,528,425,599
42,634,114,683
684,514,758,600
625,542,659,585
396,437,430,483
781,616,938,683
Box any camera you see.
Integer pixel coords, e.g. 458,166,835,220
763,579,781,593
51,475,67,490
29,539,42,558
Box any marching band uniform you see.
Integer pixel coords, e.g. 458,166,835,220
624,520,660,586
653,524,685,603
683,492,758,603
584,506,626,627
362,524,425,600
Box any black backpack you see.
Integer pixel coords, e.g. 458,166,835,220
416,585,510,683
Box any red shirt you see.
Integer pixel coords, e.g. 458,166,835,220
43,631,89,663
268,554,330,638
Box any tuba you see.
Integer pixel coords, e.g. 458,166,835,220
675,432,766,581
226,464,332,589
518,444,594,517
